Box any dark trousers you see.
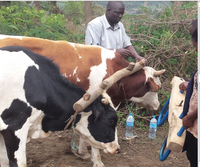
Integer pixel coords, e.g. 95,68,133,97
183,131,198,167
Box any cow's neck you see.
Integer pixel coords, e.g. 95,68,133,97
105,56,130,108
41,79,86,132
107,80,126,108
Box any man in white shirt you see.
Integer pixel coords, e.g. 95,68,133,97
85,1,147,64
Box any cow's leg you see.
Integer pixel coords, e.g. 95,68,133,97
0,133,9,167
91,127,119,167
77,139,105,167
1,129,27,167
77,137,91,160
91,147,104,167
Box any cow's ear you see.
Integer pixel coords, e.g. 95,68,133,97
147,77,159,92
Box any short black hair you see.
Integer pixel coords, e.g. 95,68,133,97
192,28,198,43
191,19,198,30
107,1,124,10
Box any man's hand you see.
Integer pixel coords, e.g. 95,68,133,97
135,55,147,65
179,81,189,92
116,48,147,65
182,109,197,129
116,48,132,58
182,115,194,129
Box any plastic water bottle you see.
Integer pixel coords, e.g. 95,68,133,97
148,115,157,139
125,113,134,138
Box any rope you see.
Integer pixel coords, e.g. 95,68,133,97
63,115,80,154
64,111,79,130
70,116,79,153
64,114,80,153
115,79,126,99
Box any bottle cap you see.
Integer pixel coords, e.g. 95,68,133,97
129,113,132,116
153,115,155,118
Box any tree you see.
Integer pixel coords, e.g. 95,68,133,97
34,1,40,10
50,1,60,14
84,1,92,28
0,1,11,7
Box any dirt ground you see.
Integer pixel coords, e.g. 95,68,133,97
27,122,189,167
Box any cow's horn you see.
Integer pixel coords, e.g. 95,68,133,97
101,98,109,105
154,69,165,77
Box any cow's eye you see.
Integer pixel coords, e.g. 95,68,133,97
109,119,115,125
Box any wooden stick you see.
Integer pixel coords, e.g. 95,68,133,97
166,76,186,152
73,59,146,112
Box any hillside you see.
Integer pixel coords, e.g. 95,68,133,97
95,1,172,13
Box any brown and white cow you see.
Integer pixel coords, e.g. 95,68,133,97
0,35,165,167
0,35,164,110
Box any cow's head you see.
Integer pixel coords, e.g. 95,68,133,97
74,95,119,154
129,67,165,110
107,66,165,110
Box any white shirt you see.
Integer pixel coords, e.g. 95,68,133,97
85,14,131,49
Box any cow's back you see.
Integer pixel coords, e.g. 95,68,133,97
0,35,163,110
0,35,120,91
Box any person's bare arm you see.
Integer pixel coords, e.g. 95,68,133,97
112,45,147,65
115,48,132,58
182,108,197,129
125,45,147,64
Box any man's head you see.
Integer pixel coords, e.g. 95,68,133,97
189,19,198,52
189,19,197,35
192,28,198,52
106,1,125,27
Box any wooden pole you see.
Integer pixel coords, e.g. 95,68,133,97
73,59,146,112
166,76,186,152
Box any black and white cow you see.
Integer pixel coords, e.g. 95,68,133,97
0,46,119,167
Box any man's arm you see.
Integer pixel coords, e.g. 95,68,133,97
116,23,147,64
125,45,147,63
111,46,147,65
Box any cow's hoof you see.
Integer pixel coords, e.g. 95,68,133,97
74,151,91,160
93,162,105,167
81,153,91,161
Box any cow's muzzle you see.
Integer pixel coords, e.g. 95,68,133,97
102,142,120,154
